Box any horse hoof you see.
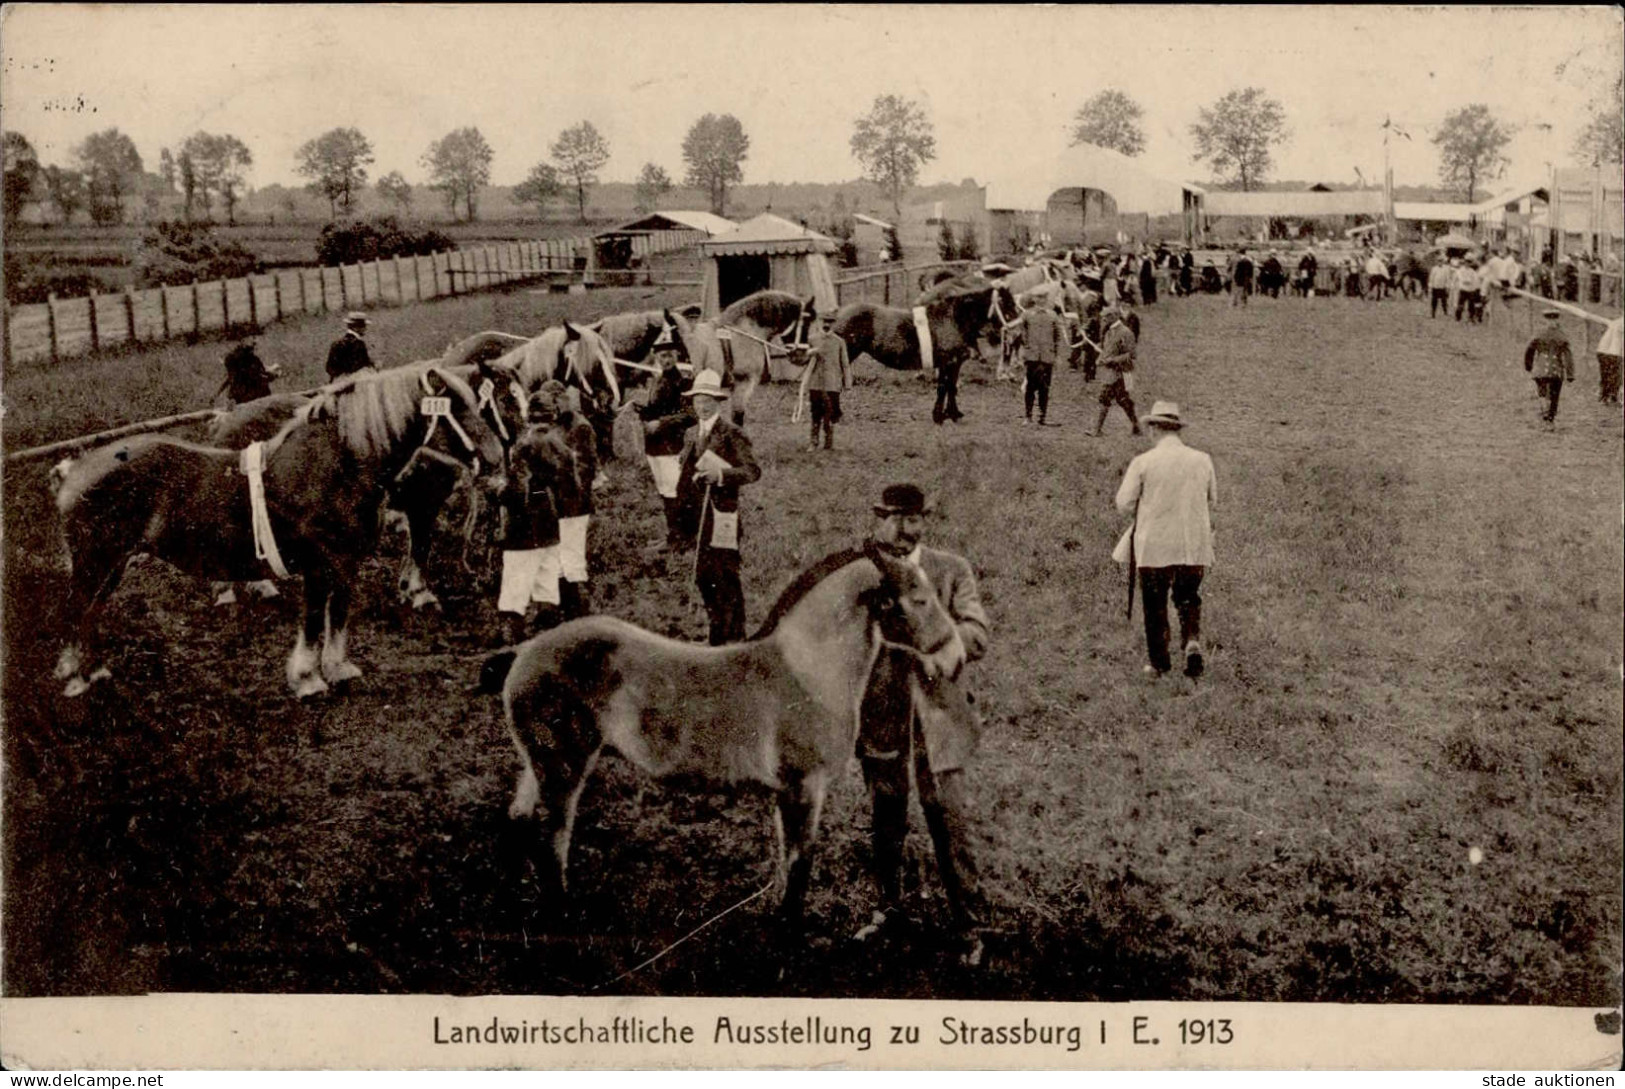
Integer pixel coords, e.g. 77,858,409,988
53,647,82,681
292,674,330,700
63,676,91,699
213,587,239,607
410,590,441,611
88,666,111,683
248,580,280,600
322,660,363,684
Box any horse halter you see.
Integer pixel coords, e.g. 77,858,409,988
416,371,480,459
474,376,526,444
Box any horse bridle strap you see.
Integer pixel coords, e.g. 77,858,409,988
418,373,477,455
475,378,511,444
239,442,291,580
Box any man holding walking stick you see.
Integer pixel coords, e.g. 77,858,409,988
1114,402,1217,679
675,369,761,645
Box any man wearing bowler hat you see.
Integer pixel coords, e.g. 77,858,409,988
856,483,991,963
1114,402,1217,679
326,311,375,381
675,369,761,644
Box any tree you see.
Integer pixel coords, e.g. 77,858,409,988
634,162,672,213
4,132,40,226
42,165,86,225
158,148,177,193
1573,72,1624,166
1432,104,1511,203
1069,89,1147,156
182,132,253,224
850,94,937,219
296,127,374,219
937,218,957,260
421,127,493,222
376,170,413,213
1189,87,1289,191
550,121,610,223
73,128,143,223
511,162,563,220
682,113,749,216
178,151,199,223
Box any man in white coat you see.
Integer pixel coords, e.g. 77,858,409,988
1114,402,1217,679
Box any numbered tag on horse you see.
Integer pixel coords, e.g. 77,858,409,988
420,396,453,417
709,509,740,551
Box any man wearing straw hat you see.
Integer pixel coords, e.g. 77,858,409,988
326,311,375,380
1597,314,1622,406
1114,402,1217,679
855,482,991,964
675,370,761,645
1523,308,1575,428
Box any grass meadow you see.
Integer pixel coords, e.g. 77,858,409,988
2,283,1620,1003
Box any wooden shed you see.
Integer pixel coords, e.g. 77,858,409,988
698,213,839,318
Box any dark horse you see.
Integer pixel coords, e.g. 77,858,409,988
54,365,505,698
210,343,532,610
831,277,1019,423
488,543,967,922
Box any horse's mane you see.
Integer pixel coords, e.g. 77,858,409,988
503,325,615,392
296,363,476,461
750,544,875,640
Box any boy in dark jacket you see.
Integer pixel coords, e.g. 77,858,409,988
1523,309,1575,428
496,391,574,643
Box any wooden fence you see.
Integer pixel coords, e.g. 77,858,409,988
833,259,980,307
3,228,704,368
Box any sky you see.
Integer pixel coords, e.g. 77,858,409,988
2,5,1620,200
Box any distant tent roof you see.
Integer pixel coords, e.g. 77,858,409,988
603,210,737,236
699,213,837,256
1394,201,1476,223
1203,189,1387,218
852,213,893,229
1472,181,1550,214
982,142,1199,216
1434,232,1478,250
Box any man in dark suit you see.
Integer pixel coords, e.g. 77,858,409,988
675,369,762,645
325,312,374,380
855,482,991,964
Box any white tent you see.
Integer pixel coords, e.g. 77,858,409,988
698,214,839,318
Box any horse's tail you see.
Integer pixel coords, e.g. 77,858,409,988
479,650,518,695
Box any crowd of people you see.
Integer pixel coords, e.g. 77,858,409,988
202,224,1618,960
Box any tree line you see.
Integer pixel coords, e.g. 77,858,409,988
5,76,1620,235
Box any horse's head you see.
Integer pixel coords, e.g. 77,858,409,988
561,321,621,408
660,308,692,363
418,366,507,482
863,546,966,682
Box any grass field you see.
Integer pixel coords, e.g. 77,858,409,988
2,287,1620,1003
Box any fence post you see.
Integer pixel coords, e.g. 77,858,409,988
392,256,404,304
219,279,230,330
160,287,170,340
191,283,202,339
339,264,349,309
273,273,283,322
125,287,139,345
88,291,100,354
46,293,60,363
248,276,259,329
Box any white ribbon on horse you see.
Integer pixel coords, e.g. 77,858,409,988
418,373,476,455
240,441,291,579
475,378,509,443
911,306,935,375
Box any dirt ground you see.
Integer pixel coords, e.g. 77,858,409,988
3,287,1620,1002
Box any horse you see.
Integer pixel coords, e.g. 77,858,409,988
54,365,506,699
668,290,817,424
830,278,1019,422
588,308,685,368
209,350,531,611
1391,251,1430,300
486,543,967,923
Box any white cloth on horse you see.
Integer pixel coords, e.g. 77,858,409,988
240,442,290,579
911,306,935,374
499,546,562,613
647,453,682,499
559,515,590,583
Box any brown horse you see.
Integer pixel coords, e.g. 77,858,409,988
489,543,966,923
831,279,1019,422
209,352,530,611
54,365,505,699
669,290,816,424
